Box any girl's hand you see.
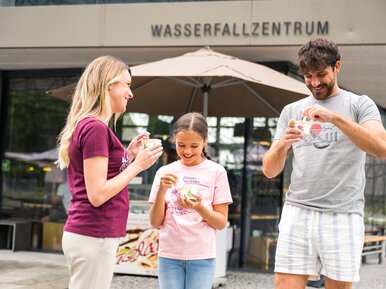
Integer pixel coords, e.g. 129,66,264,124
127,132,150,160
159,173,178,191
177,192,203,210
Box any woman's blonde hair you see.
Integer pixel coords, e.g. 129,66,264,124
57,55,130,169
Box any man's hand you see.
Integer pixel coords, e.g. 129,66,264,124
280,119,303,150
303,104,336,123
262,119,301,179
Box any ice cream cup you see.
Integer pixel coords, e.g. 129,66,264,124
177,187,199,202
141,138,161,150
294,120,312,135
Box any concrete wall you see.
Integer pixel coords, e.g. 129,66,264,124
0,0,385,48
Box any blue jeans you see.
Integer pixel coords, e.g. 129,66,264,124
158,257,216,289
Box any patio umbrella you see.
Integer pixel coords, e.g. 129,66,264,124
47,46,310,117
4,148,59,168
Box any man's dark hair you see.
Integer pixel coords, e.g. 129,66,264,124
298,38,341,74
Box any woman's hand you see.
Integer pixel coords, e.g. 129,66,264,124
127,132,150,160
132,144,163,171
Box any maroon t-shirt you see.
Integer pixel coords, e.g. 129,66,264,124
64,117,130,238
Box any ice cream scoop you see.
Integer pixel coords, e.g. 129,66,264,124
141,138,162,150
177,187,198,202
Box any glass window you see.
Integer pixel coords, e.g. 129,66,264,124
2,75,76,225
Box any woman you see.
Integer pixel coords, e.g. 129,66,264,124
57,55,162,289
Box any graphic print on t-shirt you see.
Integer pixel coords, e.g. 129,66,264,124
167,175,200,216
293,112,338,150
119,151,130,172
167,188,195,216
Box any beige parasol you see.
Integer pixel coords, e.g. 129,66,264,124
47,46,310,117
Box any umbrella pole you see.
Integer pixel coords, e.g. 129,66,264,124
201,85,210,117
239,118,252,267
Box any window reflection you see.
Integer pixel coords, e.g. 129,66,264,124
1,75,76,250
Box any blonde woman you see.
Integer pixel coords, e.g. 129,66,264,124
57,55,162,289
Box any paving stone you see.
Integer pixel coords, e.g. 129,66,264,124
1,250,386,289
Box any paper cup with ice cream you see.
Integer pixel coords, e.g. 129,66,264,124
295,120,312,135
177,187,199,202
141,138,162,151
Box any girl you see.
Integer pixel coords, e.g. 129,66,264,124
57,55,162,289
149,112,232,289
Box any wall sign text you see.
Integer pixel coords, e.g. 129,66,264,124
151,21,329,38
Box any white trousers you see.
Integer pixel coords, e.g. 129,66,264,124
62,231,120,289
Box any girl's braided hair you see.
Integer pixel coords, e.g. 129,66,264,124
173,112,211,160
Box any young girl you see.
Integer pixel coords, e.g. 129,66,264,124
149,112,232,289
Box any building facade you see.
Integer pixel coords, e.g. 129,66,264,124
1,0,386,271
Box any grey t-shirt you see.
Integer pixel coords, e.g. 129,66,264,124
275,89,381,216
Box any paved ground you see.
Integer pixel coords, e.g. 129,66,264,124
1,250,386,289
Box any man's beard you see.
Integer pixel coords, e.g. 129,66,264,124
309,79,335,100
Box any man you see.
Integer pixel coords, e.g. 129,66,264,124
262,38,386,289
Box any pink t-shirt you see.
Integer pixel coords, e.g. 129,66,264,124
64,117,130,238
148,159,232,260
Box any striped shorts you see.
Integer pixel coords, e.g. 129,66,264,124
275,204,364,282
